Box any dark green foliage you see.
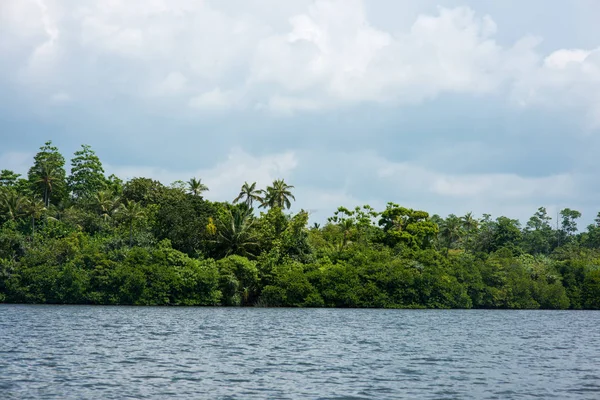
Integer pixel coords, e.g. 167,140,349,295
28,141,68,207
153,189,216,256
2,141,600,309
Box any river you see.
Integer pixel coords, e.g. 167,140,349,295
1,305,599,399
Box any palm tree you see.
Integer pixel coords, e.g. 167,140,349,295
440,214,463,253
94,190,121,222
461,212,479,251
260,179,295,209
118,199,145,247
35,161,61,207
24,198,46,243
216,207,258,257
187,178,209,196
233,181,263,209
0,189,26,220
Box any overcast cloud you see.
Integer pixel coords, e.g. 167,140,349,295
1,0,600,225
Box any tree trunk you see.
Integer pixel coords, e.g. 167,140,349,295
32,216,35,245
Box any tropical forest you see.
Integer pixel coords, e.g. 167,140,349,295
1,141,600,309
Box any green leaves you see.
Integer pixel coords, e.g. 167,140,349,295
187,177,209,196
233,181,263,209
68,144,107,200
378,203,438,250
260,179,295,209
28,141,67,207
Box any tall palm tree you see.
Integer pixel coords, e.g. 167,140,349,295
216,207,258,258
0,189,26,220
233,181,263,209
187,178,209,196
94,190,121,222
35,161,61,207
461,212,478,232
260,179,295,209
118,199,145,247
461,212,479,251
24,198,46,243
440,214,463,253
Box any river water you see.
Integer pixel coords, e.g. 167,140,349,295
1,305,599,399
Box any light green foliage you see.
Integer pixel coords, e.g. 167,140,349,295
378,203,439,249
68,144,107,200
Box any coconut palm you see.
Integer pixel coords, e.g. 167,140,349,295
0,189,27,220
94,190,121,222
233,181,263,209
187,178,209,196
118,199,145,247
34,161,61,207
462,212,478,232
440,214,464,253
461,212,479,251
216,207,258,257
260,179,295,209
23,198,46,243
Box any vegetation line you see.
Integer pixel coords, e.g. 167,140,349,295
1,141,599,309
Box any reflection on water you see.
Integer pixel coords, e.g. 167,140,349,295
1,305,599,399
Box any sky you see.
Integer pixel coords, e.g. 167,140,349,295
1,0,600,226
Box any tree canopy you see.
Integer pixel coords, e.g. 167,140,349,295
1,141,600,309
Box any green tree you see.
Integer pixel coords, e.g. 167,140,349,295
523,207,554,255
23,198,46,242
559,208,581,245
439,214,464,253
187,178,209,197
67,144,107,200
233,181,263,209
461,212,479,250
215,207,258,258
118,199,146,247
0,189,27,221
492,216,522,253
28,141,67,207
94,190,121,222
0,170,21,187
378,203,438,250
153,188,216,256
217,255,260,306
260,179,295,209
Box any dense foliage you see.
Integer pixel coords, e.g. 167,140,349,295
2,142,600,309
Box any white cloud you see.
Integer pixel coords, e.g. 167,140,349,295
150,71,188,97
544,49,592,69
2,0,600,122
188,88,239,110
510,47,600,128
106,148,298,201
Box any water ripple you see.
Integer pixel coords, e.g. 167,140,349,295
1,306,599,399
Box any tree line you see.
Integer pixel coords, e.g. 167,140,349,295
1,141,600,308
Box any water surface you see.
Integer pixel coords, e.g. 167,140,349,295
1,305,599,399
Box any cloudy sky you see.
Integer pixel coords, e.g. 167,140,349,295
2,0,600,225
